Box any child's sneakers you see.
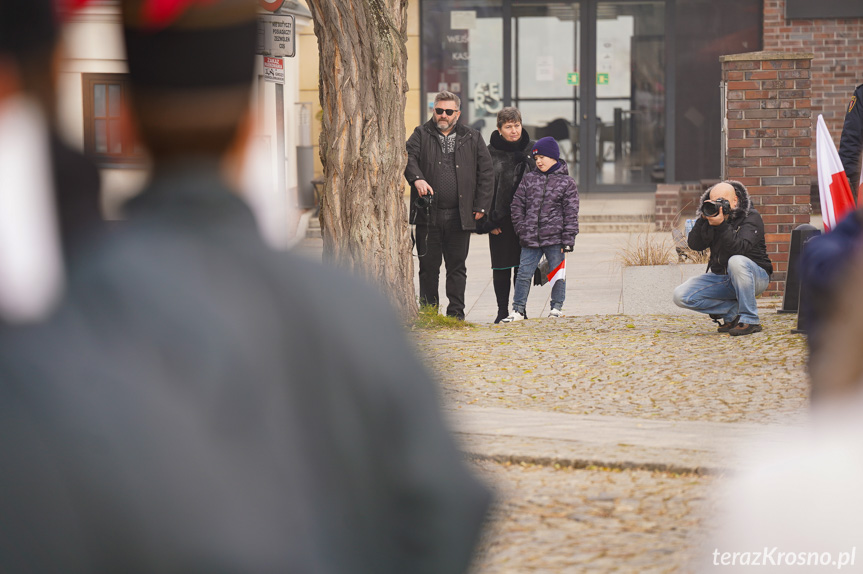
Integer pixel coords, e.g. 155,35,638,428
548,308,563,318
501,310,525,323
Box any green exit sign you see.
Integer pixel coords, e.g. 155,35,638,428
597,73,609,85
566,72,579,85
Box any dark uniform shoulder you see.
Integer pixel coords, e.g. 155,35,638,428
848,84,863,114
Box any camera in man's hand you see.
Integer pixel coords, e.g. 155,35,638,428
701,198,731,218
415,192,434,209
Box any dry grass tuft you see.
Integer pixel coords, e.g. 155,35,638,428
617,233,675,267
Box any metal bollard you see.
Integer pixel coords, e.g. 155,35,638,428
779,223,821,314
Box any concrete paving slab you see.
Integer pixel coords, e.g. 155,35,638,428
445,405,808,474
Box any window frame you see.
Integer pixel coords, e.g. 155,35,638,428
82,73,144,167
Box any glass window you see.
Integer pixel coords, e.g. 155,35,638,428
595,1,665,186
512,2,581,181
83,74,144,166
421,0,503,142
674,0,761,181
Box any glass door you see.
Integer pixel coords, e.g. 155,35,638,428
594,1,665,187
511,2,582,182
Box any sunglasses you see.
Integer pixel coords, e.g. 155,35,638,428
434,107,458,116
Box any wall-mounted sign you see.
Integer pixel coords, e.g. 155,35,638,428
259,0,284,11
257,14,295,58
536,56,554,82
567,72,579,86
263,57,285,84
786,0,863,18
450,10,477,30
597,73,609,85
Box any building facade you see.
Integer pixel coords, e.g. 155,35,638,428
57,0,313,249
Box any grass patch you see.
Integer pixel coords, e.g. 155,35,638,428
411,304,476,330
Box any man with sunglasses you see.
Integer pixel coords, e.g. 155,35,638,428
405,91,493,319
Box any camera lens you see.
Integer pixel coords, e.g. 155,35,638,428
702,201,719,217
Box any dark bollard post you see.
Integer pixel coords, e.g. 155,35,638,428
790,224,822,334
779,224,821,314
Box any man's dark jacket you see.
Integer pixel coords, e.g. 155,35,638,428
405,119,493,230
688,180,773,276
839,83,863,196
0,163,491,574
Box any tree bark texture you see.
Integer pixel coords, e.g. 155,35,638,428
307,0,416,318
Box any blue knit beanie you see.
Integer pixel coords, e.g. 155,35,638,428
531,137,560,161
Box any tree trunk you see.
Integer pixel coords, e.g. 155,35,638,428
307,0,416,319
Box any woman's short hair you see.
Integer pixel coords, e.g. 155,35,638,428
497,107,522,129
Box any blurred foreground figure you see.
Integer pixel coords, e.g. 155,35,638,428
701,249,863,572
0,0,102,325
0,0,65,322
0,0,490,571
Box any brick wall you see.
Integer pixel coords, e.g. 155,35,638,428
763,0,863,138
654,182,712,231
655,184,680,231
720,52,813,297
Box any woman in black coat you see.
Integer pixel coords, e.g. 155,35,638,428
481,107,535,322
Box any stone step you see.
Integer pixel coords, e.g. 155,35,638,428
580,214,655,223
306,215,321,239
580,221,655,233
306,214,655,237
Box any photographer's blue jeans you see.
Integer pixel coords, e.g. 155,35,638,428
512,245,565,314
673,255,770,325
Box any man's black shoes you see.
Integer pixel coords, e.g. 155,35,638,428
728,322,762,336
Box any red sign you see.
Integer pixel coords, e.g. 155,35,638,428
259,0,285,12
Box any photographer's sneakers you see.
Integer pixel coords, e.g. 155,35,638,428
548,309,563,318
728,322,762,336
501,310,525,323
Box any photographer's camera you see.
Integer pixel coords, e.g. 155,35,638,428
415,193,434,209
702,198,730,218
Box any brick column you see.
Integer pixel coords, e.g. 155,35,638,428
655,184,681,231
720,51,814,297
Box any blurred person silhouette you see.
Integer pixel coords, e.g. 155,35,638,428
0,0,102,324
702,247,863,571
0,0,325,571
839,82,863,199
46,0,488,573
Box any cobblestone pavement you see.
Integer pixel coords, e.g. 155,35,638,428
413,310,809,425
470,460,717,573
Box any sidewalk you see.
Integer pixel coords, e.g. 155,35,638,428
445,405,807,475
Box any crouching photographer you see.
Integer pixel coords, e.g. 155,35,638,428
673,180,773,336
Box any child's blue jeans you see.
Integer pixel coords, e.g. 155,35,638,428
512,245,565,314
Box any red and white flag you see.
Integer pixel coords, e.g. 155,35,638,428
816,114,856,232
547,259,565,288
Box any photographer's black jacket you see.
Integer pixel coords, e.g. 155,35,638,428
688,181,773,276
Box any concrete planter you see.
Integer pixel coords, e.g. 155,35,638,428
621,263,704,315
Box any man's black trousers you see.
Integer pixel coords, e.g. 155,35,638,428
416,207,471,319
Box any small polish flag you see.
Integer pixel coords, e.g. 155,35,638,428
816,114,856,232
547,259,565,288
